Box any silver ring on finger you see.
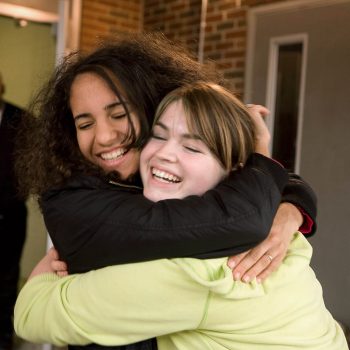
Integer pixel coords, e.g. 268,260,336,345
266,254,273,263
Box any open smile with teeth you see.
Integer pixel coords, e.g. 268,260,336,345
152,167,181,183
100,148,127,161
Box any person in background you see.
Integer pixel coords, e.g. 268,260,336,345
0,72,27,350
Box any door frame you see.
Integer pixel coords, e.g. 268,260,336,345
56,0,82,63
265,33,308,173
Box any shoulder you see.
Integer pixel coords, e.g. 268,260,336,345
5,101,23,112
42,175,112,200
3,101,24,124
41,174,142,210
45,174,142,194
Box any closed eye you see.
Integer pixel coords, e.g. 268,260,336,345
111,113,127,120
150,132,166,141
74,113,94,130
184,146,201,153
77,122,94,130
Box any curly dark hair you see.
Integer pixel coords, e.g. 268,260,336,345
15,32,222,200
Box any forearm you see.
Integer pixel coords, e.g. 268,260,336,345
43,153,288,273
15,261,203,346
15,274,91,346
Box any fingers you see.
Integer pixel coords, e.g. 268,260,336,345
227,251,249,280
228,237,288,283
228,202,299,284
258,251,286,281
47,246,69,276
246,104,271,156
47,247,59,260
242,252,282,283
246,104,270,119
51,259,67,272
57,270,69,277
50,257,68,278
230,246,270,282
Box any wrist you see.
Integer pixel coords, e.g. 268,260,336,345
281,202,303,230
255,142,270,157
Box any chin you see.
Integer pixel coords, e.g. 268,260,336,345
144,192,163,202
144,189,177,202
105,169,138,183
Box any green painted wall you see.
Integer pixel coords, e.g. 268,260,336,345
0,15,56,107
0,15,56,279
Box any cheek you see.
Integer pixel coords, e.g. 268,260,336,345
129,150,141,171
205,165,227,189
185,160,225,195
181,161,206,194
139,149,147,166
130,113,142,136
76,133,88,155
140,146,152,180
118,149,140,179
120,119,131,135
140,141,156,164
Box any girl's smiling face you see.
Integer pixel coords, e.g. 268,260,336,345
140,100,227,202
70,73,140,179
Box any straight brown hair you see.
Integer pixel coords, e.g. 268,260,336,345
154,82,256,171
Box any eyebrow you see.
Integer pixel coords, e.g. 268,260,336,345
105,101,125,112
73,101,126,121
155,121,202,140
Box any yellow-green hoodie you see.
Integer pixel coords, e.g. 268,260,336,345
14,233,348,350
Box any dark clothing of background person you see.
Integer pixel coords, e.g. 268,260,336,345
0,101,27,350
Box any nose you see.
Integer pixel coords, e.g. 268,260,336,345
155,139,178,163
95,119,121,146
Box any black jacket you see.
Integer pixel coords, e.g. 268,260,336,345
40,153,318,274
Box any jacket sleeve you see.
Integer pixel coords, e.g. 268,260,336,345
14,261,205,346
281,173,317,235
42,153,288,273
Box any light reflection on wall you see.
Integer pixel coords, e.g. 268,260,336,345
0,2,58,24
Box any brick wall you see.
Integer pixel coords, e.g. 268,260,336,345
143,0,292,94
80,0,143,52
80,0,295,93
143,0,202,57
